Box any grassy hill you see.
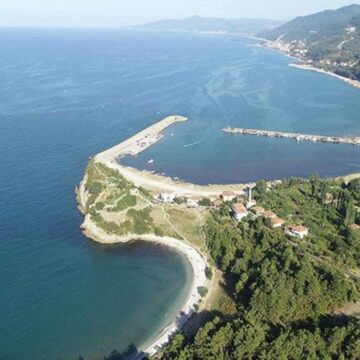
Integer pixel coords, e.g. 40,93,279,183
261,4,360,81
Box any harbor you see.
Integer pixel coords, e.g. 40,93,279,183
223,127,360,147
95,115,248,197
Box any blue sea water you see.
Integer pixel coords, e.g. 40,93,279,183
0,29,194,360
1,28,360,359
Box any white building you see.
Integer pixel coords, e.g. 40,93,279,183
263,210,277,220
186,196,201,208
222,191,237,202
232,203,249,221
285,225,309,239
272,216,285,228
159,192,176,203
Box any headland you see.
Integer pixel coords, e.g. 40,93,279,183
77,115,242,357
77,114,360,357
251,38,360,92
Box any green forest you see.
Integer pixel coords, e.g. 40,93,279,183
262,4,360,81
158,176,360,359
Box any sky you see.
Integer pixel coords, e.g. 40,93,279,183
0,0,359,28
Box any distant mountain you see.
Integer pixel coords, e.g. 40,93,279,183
260,4,360,81
136,16,283,35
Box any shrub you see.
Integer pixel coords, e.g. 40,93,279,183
197,286,208,297
199,198,213,207
205,266,213,280
95,201,105,210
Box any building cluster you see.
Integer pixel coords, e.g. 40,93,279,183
152,189,244,209
265,38,308,59
320,58,358,69
153,187,310,239
230,189,309,239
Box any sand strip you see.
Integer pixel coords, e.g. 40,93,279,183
289,63,360,91
80,214,209,357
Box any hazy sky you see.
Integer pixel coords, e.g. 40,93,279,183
0,0,359,28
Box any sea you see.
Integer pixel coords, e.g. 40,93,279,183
1,28,360,360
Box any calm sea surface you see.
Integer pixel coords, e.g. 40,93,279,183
1,28,360,359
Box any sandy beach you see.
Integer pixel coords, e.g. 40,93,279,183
289,63,360,91
252,37,360,92
80,214,209,357
78,114,360,357
78,116,217,356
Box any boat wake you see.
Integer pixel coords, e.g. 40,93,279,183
184,141,202,148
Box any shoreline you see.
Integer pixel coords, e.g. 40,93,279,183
95,115,248,196
248,37,360,92
78,114,360,357
80,214,209,357
78,116,216,357
289,63,360,91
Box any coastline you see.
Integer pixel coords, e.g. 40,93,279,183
289,63,360,91
77,116,215,357
95,115,248,195
249,37,360,92
77,114,360,357
80,213,209,356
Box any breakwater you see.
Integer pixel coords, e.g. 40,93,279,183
223,127,360,147
96,116,247,196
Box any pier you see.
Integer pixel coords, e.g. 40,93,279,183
223,127,360,147
93,116,247,197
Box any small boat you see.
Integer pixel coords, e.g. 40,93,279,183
148,158,154,164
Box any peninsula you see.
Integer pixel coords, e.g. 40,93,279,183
77,115,360,359
91,115,247,197
76,115,249,356
259,4,360,88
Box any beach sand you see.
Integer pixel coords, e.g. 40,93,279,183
78,116,217,356
78,114,360,357
80,214,209,357
289,63,360,91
